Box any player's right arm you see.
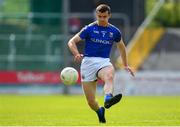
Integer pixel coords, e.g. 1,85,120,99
68,34,83,62
68,25,89,62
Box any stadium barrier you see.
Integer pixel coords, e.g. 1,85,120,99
114,70,180,95
0,71,180,95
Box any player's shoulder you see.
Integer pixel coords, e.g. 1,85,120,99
87,22,97,28
108,23,121,33
82,22,96,31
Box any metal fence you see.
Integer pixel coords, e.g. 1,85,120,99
0,12,130,70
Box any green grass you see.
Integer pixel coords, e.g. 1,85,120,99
0,95,180,126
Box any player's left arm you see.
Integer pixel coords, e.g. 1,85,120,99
116,39,135,77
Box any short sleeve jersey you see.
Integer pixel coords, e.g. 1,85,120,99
79,22,122,58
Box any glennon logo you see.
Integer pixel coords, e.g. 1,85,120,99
91,38,111,44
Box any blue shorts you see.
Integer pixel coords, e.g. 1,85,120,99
80,57,112,82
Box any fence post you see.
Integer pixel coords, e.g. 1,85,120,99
26,12,33,46
8,34,16,70
62,0,70,94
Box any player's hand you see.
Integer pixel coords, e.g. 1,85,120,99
125,66,135,77
74,54,83,63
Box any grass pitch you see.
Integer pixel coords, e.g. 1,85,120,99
0,95,179,126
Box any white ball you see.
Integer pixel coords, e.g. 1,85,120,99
60,67,79,85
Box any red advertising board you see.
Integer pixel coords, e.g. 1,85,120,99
0,71,80,84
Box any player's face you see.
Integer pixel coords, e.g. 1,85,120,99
96,11,110,24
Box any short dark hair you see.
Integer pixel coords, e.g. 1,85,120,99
96,4,111,14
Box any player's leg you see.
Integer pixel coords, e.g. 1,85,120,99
82,81,99,110
97,65,122,109
98,65,114,94
82,81,106,123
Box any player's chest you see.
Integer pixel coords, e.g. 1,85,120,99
89,29,114,40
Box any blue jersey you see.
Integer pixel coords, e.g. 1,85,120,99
79,22,122,58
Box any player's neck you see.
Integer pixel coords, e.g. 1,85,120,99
97,21,109,27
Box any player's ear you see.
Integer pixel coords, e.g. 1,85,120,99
109,13,112,18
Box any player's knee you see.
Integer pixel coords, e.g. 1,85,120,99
105,73,113,82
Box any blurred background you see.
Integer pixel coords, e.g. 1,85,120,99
0,0,180,95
